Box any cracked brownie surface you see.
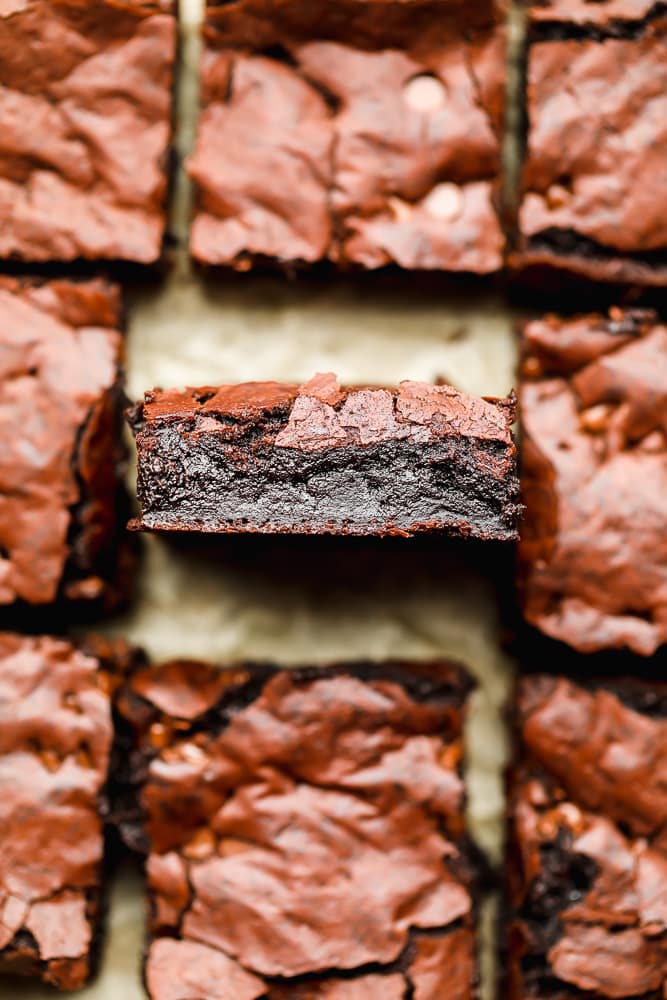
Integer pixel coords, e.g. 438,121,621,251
517,5,667,284
0,0,176,264
188,0,505,273
507,673,667,999
0,276,128,608
0,633,118,990
518,309,667,655
114,658,478,1000
129,372,521,540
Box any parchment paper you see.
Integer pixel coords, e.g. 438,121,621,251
3,1,520,995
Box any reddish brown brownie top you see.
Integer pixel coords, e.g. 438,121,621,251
519,309,667,655
0,0,176,263
0,276,123,605
0,633,114,990
116,659,476,999
189,0,505,272
508,674,667,999
520,12,667,259
529,0,659,24
140,372,516,450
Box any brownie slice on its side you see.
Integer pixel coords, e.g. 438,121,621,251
518,309,667,656
0,276,131,612
0,0,177,265
506,673,667,999
0,633,138,991
128,373,521,541
113,658,479,999
189,0,506,273
513,2,667,285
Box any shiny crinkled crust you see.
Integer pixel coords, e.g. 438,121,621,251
188,0,505,273
0,633,114,990
516,8,667,284
518,309,667,655
0,0,176,264
113,659,478,999
0,276,126,608
506,674,667,1000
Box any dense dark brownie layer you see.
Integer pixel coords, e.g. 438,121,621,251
0,0,176,264
515,5,667,285
518,309,667,655
114,658,478,999
506,674,667,999
129,373,520,540
188,0,505,273
0,276,130,610
0,633,134,990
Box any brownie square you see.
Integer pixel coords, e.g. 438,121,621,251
114,658,479,999
188,0,506,273
506,673,667,999
516,5,667,285
518,309,667,655
0,0,176,265
128,373,521,541
0,276,129,609
0,633,136,990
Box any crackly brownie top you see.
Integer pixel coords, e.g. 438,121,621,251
519,309,667,655
116,659,476,999
520,9,667,255
0,0,176,263
529,0,660,26
0,633,113,989
137,372,517,451
510,674,667,998
189,0,505,271
0,276,123,605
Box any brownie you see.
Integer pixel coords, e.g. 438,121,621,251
0,633,138,990
0,0,176,265
113,658,478,1000
128,373,521,541
0,276,129,610
514,3,667,285
506,673,667,999
518,309,667,655
188,0,506,273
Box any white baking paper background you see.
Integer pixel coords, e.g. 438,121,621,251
2,1,522,996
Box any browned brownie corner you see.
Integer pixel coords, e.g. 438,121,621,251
0,0,177,265
113,657,479,999
128,373,521,541
506,673,667,999
513,3,667,285
518,309,667,655
0,632,140,991
0,276,131,611
188,0,506,273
